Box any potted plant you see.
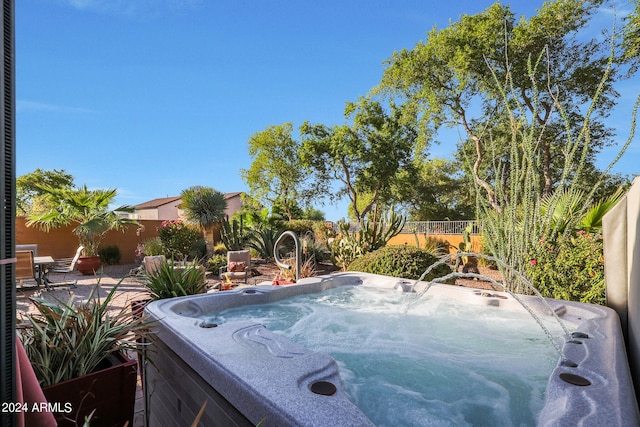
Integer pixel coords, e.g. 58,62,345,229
17,281,152,427
26,185,138,275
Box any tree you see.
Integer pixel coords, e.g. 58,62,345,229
16,168,74,216
180,185,227,255
300,98,417,222
392,158,475,221
301,206,325,221
26,185,137,257
241,123,315,220
375,0,618,211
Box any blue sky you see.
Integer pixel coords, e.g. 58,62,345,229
16,0,639,221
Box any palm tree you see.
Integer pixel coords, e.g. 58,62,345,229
26,185,138,256
180,186,227,255
540,186,625,235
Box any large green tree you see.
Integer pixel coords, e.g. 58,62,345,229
300,98,418,222
241,123,314,220
393,158,475,221
375,0,618,211
16,168,74,216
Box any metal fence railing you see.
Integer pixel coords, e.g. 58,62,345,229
400,220,481,235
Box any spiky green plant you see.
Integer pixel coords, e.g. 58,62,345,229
143,258,206,301
18,281,152,387
246,226,282,260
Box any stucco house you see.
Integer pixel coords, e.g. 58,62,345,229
131,192,244,221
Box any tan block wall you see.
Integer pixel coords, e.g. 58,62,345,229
16,217,165,263
387,233,483,254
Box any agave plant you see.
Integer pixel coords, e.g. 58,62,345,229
18,281,152,387
246,225,282,260
143,258,207,301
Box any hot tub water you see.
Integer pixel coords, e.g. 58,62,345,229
206,285,566,426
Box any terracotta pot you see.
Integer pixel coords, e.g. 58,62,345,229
76,255,101,275
130,299,151,320
42,352,137,427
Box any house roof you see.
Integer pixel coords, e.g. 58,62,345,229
223,192,242,200
135,192,242,209
134,196,182,209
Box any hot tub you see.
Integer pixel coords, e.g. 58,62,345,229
142,272,639,426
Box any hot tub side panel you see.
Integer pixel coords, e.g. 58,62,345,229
144,336,253,427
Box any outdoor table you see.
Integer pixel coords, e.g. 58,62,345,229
34,256,54,290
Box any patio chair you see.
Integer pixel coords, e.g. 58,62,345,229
16,244,38,256
16,244,43,281
48,246,84,285
15,250,37,288
219,250,251,284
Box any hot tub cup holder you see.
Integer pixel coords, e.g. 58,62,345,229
200,322,219,328
559,372,591,386
310,381,337,396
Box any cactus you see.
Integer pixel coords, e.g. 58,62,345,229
220,216,246,251
454,223,479,273
360,208,406,251
330,209,406,270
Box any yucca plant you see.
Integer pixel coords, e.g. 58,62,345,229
18,281,152,387
143,258,206,301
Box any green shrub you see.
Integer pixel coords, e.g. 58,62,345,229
348,245,453,283
157,220,202,261
189,238,207,260
213,241,227,255
286,220,317,238
98,245,121,265
527,231,605,305
143,258,206,301
206,254,228,273
141,237,164,256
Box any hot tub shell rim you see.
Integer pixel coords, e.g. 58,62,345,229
144,271,640,427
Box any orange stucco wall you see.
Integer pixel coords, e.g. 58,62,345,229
387,233,483,254
16,217,165,263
